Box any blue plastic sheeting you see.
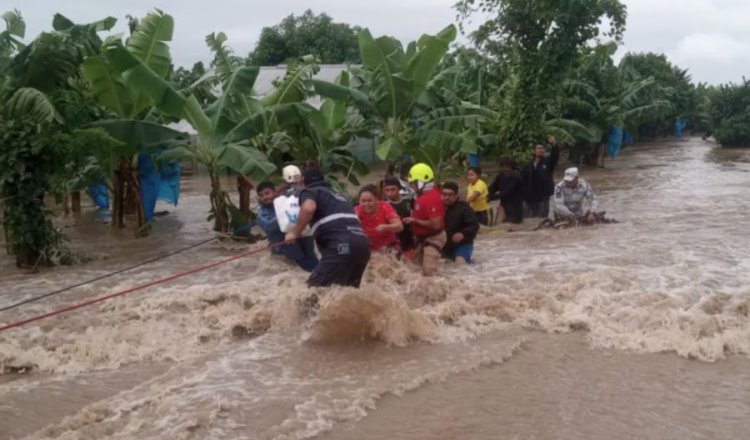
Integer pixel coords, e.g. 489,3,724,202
88,184,109,209
138,153,161,222
158,159,180,206
468,153,480,168
623,129,634,146
608,126,624,158
675,119,687,138
138,152,181,222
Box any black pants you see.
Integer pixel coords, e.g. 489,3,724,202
307,234,371,288
476,210,489,226
525,200,550,218
502,200,523,224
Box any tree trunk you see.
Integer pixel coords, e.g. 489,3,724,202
237,176,253,221
210,169,228,232
62,194,71,215
71,191,81,214
112,157,127,229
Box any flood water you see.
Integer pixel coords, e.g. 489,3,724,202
1,138,749,439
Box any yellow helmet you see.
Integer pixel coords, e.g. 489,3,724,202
408,163,434,183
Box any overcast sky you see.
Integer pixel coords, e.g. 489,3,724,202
6,0,748,84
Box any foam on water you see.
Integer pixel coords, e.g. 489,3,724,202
1,139,750,439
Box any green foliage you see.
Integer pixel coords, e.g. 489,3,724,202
0,119,74,267
456,0,627,151
619,52,697,137
249,10,361,65
708,80,750,147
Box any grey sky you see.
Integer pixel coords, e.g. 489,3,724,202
6,0,748,84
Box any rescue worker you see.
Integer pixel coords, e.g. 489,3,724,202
441,181,480,264
521,135,560,218
255,181,318,272
402,163,446,276
285,168,371,288
552,167,599,223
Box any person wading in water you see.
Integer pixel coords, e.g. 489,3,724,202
521,135,560,218
402,163,446,276
285,168,371,288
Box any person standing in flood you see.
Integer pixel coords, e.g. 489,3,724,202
355,185,403,253
441,181,480,264
255,181,319,272
488,155,524,224
403,163,446,276
521,135,560,218
382,176,415,253
285,168,371,288
466,166,491,226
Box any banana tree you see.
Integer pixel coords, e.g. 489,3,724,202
270,71,370,191
313,25,495,180
98,30,287,232
82,10,185,231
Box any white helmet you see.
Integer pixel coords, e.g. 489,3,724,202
282,165,302,184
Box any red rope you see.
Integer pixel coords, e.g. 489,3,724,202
0,243,279,333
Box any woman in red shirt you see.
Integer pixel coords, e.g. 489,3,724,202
355,185,404,252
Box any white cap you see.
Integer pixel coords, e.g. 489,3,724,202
282,165,302,184
564,167,579,182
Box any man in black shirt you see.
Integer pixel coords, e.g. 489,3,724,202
441,181,479,264
488,155,524,224
521,135,560,218
285,168,371,288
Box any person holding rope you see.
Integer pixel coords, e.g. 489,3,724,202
256,181,318,272
402,163,446,276
285,167,371,288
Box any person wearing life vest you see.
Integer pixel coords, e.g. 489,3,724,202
285,167,371,288
402,163,446,276
255,181,318,272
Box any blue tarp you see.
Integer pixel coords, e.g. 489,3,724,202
88,153,180,221
158,159,180,206
468,153,480,168
623,129,634,146
675,119,687,138
608,126,624,158
88,183,109,210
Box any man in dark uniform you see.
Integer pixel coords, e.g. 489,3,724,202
521,135,560,218
285,168,371,288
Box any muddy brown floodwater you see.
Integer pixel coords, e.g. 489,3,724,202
1,138,749,440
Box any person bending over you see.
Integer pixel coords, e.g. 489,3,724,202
552,167,599,224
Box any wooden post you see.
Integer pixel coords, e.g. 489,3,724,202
237,175,253,221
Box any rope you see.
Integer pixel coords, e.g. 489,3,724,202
0,242,282,333
0,237,219,314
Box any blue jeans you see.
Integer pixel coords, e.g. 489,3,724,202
445,243,473,263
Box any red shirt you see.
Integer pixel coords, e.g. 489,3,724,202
412,187,445,237
355,201,399,251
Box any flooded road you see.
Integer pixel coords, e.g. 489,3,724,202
1,138,749,439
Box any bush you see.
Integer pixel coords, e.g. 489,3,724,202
709,80,750,147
